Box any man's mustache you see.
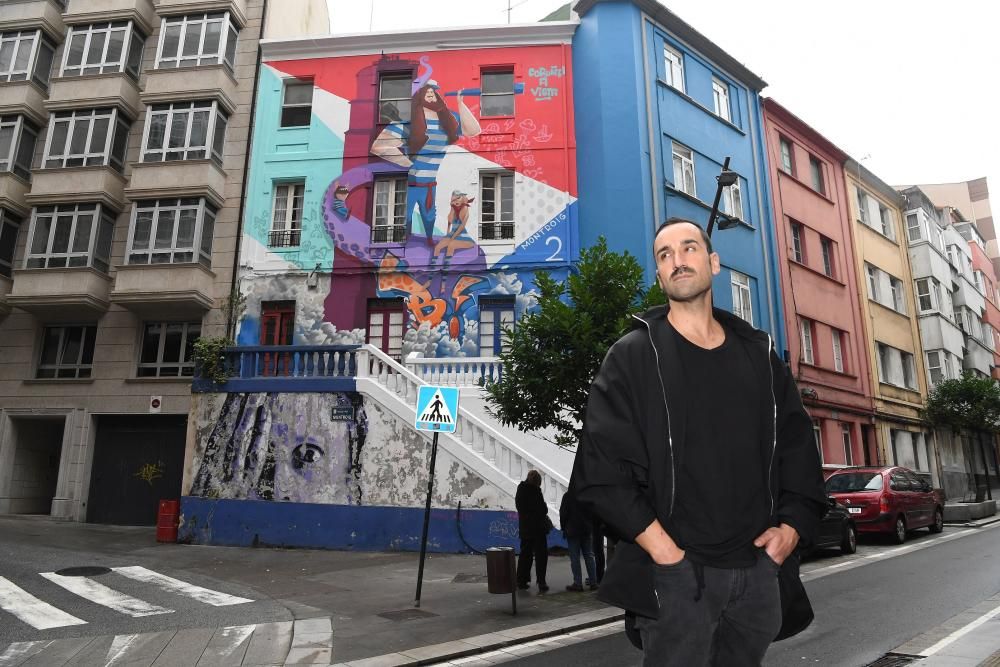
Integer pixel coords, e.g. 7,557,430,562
671,266,695,278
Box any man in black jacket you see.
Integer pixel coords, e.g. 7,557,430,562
573,218,826,666
515,470,550,592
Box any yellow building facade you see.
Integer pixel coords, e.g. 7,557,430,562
845,160,934,482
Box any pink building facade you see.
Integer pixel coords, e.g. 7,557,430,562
763,99,876,471
962,226,1000,378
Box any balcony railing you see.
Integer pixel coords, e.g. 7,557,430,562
193,345,360,391
268,229,301,248
405,356,504,387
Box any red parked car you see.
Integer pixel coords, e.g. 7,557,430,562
824,466,945,544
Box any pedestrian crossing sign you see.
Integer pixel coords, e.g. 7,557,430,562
415,385,460,433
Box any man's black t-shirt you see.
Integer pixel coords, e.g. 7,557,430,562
667,321,771,568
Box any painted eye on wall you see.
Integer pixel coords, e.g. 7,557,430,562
291,443,324,469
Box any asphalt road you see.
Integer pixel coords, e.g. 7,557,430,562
506,523,1000,667
0,518,301,645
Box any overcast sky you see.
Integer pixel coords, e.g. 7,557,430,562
327,0,998,215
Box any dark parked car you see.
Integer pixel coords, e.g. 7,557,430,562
824,466,945,544
811,497,857,555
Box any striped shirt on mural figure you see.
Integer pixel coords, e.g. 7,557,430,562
371,79,482,245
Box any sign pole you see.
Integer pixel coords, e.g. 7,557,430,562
414,429,440,608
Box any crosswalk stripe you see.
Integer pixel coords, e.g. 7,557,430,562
0,641,52,666
111,566,253,607
40,572,174,618
0,577,87,630
105,634,141,666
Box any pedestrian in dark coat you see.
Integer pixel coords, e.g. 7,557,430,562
560,488,597,591
515,469,549,592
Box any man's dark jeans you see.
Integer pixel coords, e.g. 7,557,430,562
635,551,781,666
516,536,548,588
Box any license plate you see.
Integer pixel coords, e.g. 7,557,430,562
848,507,861,514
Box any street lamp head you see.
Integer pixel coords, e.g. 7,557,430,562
717,170,738,187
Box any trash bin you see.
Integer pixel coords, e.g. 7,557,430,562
156,499,180,543
485,546,515,594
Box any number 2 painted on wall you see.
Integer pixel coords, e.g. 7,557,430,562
545,236,562,262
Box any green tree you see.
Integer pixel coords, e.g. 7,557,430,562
484,237,665,449
923,371,1000,433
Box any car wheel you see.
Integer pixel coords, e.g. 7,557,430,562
929,508,944,534
841,523,857,555
892,516,906,544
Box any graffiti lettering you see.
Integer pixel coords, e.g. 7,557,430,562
528,65,564,101
488,517,520,540
135,461,165,486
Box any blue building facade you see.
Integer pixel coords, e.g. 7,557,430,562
573,0,787,353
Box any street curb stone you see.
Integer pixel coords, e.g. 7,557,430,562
331,607,625,667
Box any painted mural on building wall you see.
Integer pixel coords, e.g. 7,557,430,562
185,392,506,509
238,46,577,358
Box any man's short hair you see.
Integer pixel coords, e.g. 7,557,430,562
654,217,713,255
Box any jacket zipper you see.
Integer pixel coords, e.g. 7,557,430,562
766,334,777,518
632,315,676,519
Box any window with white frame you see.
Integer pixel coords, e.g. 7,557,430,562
671,143,695,196
480,68,515,117
866,264,879,301
37,325,97,379
663,44,684,92
800,318,814,364
378,73,412,124
730,270,753,325
809,156,824,194
902,351,917,389
280,80,313,128
878,204,895,240
926,350,943,385
889,276,906,313
43,107,130,171
127,198,216,266
711,77,730,121
138,321,201,377
906,213,923,242
915,278,935,312
821,236,834,277
791,222,804,263
25,203,115,272
0,29,56,88
478,296,515,356
142,101,228,163
841,423,853,466
856,188,869,225
61,22,145,79
722,180,743,220
371,176,407,243
480,171,515,241
813,420,824,462
974,270,985,294
779,137,793,175
876,342,891,383
0,114,37,181
156,12,238,71
832,329,844,372
0,208,21,278
269,182,304,248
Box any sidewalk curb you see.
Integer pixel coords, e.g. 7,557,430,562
333,607,625,667
943,515,1000,528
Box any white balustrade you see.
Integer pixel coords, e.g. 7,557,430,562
405,356,505,387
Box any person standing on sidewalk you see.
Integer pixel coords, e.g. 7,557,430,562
515,470,550,592
560,488,598,592
572,218,826,666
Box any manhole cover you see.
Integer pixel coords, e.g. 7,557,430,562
864,654,920,667
452,573,489,584
54,566,112,577
377,609,439,622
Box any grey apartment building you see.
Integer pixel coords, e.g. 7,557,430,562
0,0,328,524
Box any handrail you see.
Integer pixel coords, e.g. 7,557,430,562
357,344,568,502
405,356,505,386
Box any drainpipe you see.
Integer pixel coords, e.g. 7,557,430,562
228,0,270,340
639,13,660,282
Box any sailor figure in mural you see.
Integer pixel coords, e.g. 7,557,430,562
430,190,476,269
370,79,482,245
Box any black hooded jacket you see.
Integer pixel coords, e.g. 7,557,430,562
572,305,826,618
